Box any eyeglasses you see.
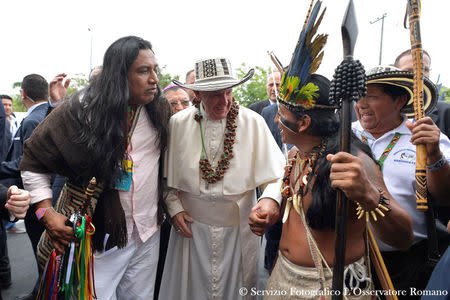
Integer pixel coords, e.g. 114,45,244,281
169,100,190,107
19,89,36,103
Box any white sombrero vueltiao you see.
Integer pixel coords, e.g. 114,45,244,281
173,58,254,91
366,65,437,118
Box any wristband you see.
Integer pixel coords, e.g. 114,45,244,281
426,154,447,171
36,207,53,221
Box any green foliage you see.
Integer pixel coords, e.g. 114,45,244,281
233,64,269,107
8,82,26,112
67,74,89,94
158,66,180,90
11,94,25,112
439,85,450,103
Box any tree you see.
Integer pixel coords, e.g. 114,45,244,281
232,64,269,108
158,66,180,90
438,85,450,103
67,74,89,94
11,94,25,112
10,82,25,112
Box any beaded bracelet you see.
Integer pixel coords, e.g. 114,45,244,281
356,188,391,222
426,154,447,171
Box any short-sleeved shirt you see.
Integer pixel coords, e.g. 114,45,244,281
352,118,450,252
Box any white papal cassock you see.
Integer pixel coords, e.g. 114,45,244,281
159,104,285,300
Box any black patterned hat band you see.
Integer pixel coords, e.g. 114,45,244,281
366,65,437,118
173,58,254,92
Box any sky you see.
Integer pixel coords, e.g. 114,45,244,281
1,0,448,95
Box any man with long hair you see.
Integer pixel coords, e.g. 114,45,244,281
20,36,171,299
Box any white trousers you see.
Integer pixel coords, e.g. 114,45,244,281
94,228,160,300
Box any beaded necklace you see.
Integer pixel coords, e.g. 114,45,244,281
195,101,239,184
114,105,141,191
281,139,327,223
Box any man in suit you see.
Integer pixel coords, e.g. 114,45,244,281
249,71,281,115
0,75,49,191
0,96,13,163
262,104,283,151
1,95,24,234
0,97,31,294
0,184,30,294
255,71,290,295
395,49,450,139
1,95,18,140
0,101,11,292
0,74,50,300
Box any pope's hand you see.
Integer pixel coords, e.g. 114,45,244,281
172,211,193,238
249,197,280,236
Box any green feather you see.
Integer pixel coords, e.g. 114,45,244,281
297,83,320,106
280,76,301,100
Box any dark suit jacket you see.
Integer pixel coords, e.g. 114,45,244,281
0,184,8,220
430,101,450,139
249,99,270,115
0,102,49,187
260,103,295,271
0,104,7,163
261,104,283,150
429,101,450,225
1,121,11,164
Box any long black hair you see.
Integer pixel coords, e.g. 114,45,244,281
304,133,373,230
291,74,375,229
68,36,170,185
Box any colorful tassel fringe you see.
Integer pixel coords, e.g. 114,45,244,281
37,213,96,300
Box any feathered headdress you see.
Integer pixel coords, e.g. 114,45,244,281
278,0,332,111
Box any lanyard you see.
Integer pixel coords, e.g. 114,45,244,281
362,133,401,171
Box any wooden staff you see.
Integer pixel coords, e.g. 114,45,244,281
406,0,440,262
407,0,428,212
81,177,97,216
368,227,398,300
331,1,357,298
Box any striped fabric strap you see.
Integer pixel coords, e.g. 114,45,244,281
362,133,402,172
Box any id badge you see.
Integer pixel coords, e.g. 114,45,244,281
115,159,133,191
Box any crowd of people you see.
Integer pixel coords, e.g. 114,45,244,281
0,8,449,300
